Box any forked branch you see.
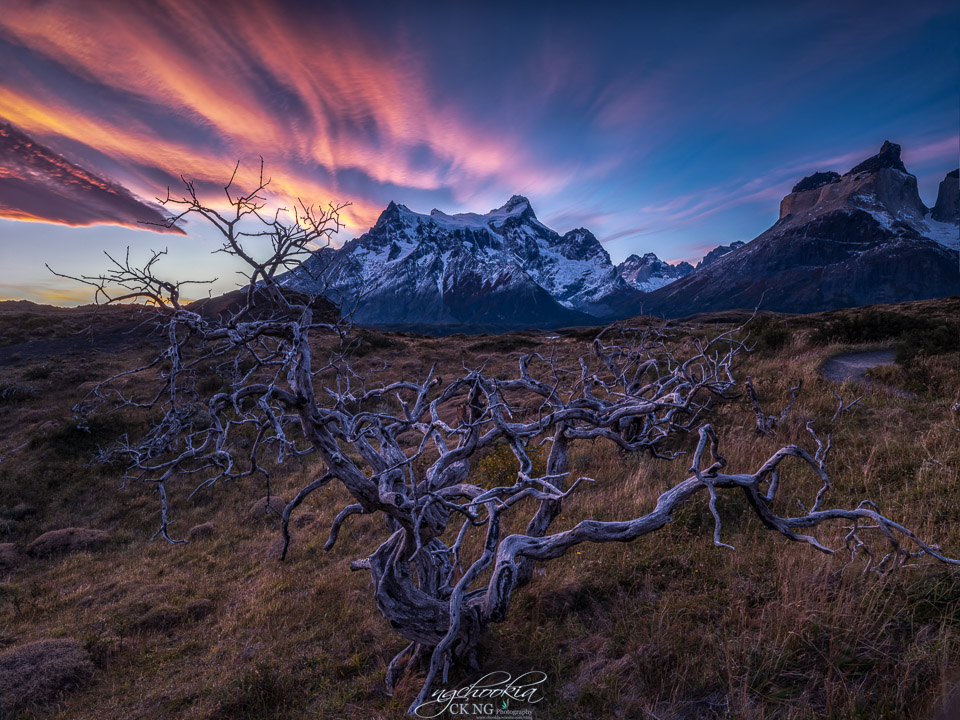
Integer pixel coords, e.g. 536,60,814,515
58,162,958,716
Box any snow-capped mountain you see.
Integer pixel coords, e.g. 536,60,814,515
279,142,957,327
640,141,960,317
280,195,635,328
696,241,745,269
616,253,693,292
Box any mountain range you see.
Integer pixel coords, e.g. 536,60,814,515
280,140,959,328
616,253,693,292
282,196,633,328
639,142,959,317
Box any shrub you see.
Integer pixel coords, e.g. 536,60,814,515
0,545,21,573
895,325,960,365
349,330,396,357
0,382,36,406
746,316,790,354
34,416,130,458
211,661,300,720
468,334,541,353
812,310,924,345
563,326,606,342
476,441,548,488
812,309,959,366
22,365,52,381
25,528,110,558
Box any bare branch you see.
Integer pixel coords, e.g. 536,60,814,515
745,377,802,435
831,390,862,424
63,161,958,716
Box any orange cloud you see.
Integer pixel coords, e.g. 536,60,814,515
0,282,96,305
0,120,185,232
0,0,572,237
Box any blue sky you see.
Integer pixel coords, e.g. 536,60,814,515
0,0,957,303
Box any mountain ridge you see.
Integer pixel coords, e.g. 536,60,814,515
616,252,694,292
281,195,620,328
638,141,959,317
280,139,958,327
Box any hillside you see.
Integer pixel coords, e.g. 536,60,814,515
1,297,959,719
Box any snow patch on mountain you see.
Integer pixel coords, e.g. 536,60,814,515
918,217,959,250
616,253,694,292
279,195,634,326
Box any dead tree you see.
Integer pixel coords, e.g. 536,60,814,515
745,376,801,435
56,165,960,715
831,390,862,424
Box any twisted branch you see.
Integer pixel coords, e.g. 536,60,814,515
55,163,958,715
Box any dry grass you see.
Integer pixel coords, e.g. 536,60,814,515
0,298,958,718
24,528,111,558
0,639,93,716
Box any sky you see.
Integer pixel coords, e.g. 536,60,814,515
0,0,958,305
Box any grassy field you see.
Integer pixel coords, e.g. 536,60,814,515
0,297,958,719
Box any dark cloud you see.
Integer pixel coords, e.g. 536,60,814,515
0,121,183,233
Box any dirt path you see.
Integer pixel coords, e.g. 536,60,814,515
819,349,896,384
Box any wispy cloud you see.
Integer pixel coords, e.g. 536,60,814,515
0,0,581,235
0,0,955,302
0,121,183,232
903,135,960,169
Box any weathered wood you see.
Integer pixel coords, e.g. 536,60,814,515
58,164,960,716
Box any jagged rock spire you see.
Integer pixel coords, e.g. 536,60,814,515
846,140,907,175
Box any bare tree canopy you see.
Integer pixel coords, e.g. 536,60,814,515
53,164,959,714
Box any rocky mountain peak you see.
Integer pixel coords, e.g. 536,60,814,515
500,194,531,212
373,200,404,229
931,168,960,223
846,140,907,175
492,194,537,222
616,251,693,292
792,171,841,194
779,140,926,223
696,241,745,269
555,228,614,271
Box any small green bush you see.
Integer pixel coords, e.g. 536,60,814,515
348,330,396,357
563,326,605,342
34,416,130,459
476,441,548,488
812,310,959,366
811,310,917,345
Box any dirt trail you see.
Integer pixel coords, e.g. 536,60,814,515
819,349,896,384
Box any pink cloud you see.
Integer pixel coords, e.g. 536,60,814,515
0,0,585,235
